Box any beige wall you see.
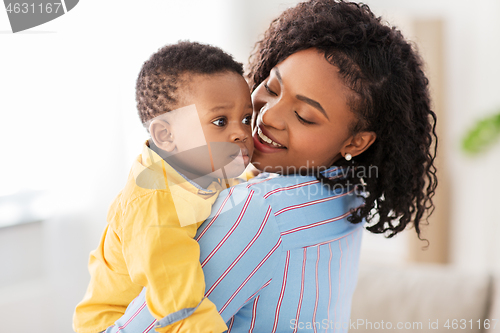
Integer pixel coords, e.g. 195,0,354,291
408,19,450,264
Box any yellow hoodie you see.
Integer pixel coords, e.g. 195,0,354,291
73,142,228,333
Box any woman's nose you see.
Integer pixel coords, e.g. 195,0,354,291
260,103,286,130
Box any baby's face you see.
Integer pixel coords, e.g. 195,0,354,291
167,72,254,180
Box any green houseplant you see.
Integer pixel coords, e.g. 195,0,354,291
462,111,500,154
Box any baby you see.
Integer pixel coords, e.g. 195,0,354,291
73,41,254,333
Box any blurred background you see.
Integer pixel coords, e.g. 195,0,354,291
1,0,499,332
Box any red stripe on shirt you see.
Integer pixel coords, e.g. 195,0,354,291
272,250,290,333
346,236,350,277
280,209,353,236
305,226,359,249
243,279,272,305
347,236,352,297
219,238,283,314
263,180,320,199
342,236,349,312
205,206,272,296
325,243,333,333
293,248,307,333
229,279,272,320
323,166,340,178
142,320,156,333
312,246,320,333
196,187,235,242
116,301,147,332
201,190,254,267
249,295,260,333
334,241,343,326
227,317,235,333
274,188,355,216
246,177,273,188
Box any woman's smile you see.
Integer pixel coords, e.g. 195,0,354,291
252,123,287,154
256,126,285,148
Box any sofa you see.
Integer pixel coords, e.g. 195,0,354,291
350,264,499,333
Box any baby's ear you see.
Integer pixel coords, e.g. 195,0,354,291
149,119,176,153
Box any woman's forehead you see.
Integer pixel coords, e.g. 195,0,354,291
272,49,351,118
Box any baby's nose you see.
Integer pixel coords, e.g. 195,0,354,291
230,126,249,142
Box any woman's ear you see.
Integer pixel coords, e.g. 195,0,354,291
149,119,176,153
341,131,376,159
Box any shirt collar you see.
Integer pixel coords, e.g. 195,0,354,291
320,165,348,179
133,140,222,196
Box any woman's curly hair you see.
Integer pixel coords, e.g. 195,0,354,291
248,0,438,238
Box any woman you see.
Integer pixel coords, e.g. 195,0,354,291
106,0,437,332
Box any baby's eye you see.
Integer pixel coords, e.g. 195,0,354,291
212,118,227,127
242,115,252,125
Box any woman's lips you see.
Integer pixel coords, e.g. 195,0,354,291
257,127,285,148
253,126,287,153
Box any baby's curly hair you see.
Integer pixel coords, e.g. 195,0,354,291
136,41,244,125
248,0,438,238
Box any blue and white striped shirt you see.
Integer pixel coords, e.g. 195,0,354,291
105,166,365,333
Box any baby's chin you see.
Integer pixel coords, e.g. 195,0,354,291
210,161,248,181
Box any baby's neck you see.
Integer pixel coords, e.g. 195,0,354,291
148,140,217,189
171,167,217,189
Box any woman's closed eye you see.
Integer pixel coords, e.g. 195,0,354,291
264,83,278,96
295,111,315,125
212,117,227,127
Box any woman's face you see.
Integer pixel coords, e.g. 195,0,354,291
251,48,357,174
